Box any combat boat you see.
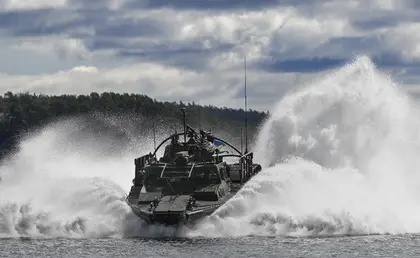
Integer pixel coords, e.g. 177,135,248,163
126,108,262,226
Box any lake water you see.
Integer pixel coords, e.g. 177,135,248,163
2,234,419,257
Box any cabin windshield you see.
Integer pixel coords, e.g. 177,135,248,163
144,166,165,192
143,165,221,193
190,166,220,185
161,166,192,178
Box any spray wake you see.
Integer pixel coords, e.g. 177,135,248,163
0,115,183,238
190,56,420,237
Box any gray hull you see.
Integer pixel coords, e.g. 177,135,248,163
127,201,223,226
126,191,237,226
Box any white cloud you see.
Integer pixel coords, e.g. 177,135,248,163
0,0,420,110
0,62,323,111
11,37,93,60
382,23,420,61
0,0,68,11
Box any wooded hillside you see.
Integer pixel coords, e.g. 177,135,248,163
0,92,268,157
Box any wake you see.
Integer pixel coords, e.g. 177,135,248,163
190,56,420,237
0,116,182,238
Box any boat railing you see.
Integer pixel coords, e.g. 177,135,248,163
239,152,254,183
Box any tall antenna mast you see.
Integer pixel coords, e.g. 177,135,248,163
240,127,243,154
244,56,248,154
198,105,201,130
181,108,187,143
152,118,156,150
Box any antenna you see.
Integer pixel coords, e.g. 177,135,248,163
152,118,156,150
240,127,243,154
244,56,248,154
181,108,187,143
198,105,201,130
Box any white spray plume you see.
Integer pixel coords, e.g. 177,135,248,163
190,56,420,237
0,116,183,238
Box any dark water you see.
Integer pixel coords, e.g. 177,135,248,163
1,235,420,257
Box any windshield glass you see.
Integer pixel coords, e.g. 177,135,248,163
161,166,191,178
144,165,222,193
144,166,165,192
191,166,220,185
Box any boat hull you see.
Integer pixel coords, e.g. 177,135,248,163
126,193,235,226
127,202,223,226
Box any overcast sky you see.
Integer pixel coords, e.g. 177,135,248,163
1,0,420,111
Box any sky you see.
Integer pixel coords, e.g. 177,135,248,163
1,0,420,111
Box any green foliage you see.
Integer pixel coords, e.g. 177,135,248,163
0,91,268,154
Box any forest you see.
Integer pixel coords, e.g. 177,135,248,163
0,92,269,157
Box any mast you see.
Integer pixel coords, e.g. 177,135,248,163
152,118,156,150
244,56,248,154
240,127,243,154
181,108,187,143
198,105,201,130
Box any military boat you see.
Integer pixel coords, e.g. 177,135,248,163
126,108,262,226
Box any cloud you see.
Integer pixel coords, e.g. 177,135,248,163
0,62,315,111
11,36,92,59
1,0,420,110
0,0,67,11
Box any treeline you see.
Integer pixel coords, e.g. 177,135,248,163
0,92,268,156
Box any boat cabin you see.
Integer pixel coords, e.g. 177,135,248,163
140,159,230,201
129,122,260,205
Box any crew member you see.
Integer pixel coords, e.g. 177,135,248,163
163,134,182,161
